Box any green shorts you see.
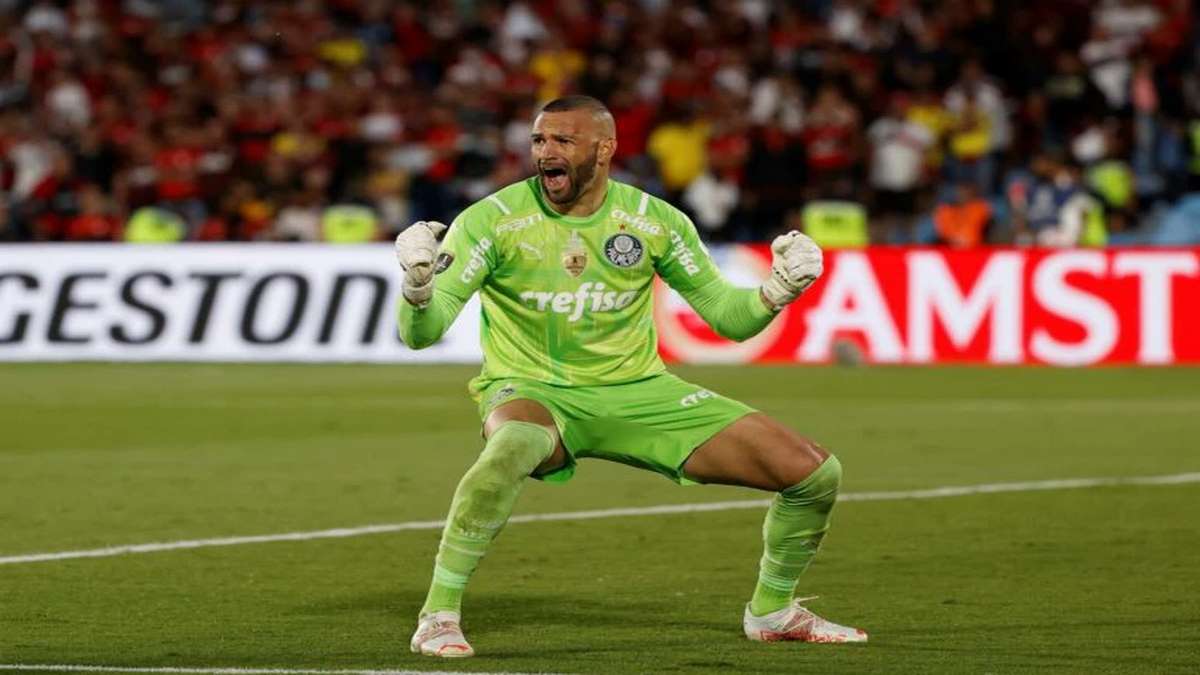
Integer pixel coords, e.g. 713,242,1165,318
474,372,756,485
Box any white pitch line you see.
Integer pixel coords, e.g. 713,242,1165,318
0,666,547,675
2,472,1197,567
837,471,1200,502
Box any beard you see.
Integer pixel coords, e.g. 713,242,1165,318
540,146,599,205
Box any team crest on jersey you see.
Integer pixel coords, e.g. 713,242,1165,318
434,252,454,274
561,230,588,277
604,233,644,267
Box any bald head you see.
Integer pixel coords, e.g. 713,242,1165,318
538,95,616,138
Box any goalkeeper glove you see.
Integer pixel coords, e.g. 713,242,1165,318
395,221,447,307
760,230,823,312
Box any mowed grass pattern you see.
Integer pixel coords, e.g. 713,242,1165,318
1,364,1197,673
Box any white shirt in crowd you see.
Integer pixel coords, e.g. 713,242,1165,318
683,172,739,231
274,206,322,242
867,117,933,192
1081,34,1137,109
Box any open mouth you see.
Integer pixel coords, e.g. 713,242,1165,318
541,166,569,192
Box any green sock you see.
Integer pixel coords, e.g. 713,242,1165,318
749,455,842,616
420,421,555,616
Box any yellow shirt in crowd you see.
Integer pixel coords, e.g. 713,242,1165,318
647,120,711,191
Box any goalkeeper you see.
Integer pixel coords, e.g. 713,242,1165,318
397,96,866,657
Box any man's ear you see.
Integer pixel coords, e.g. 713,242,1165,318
598,137,616,164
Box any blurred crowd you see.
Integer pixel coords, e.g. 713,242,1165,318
0,0,1198,246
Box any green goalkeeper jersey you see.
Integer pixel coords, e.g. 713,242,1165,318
398,177,776,396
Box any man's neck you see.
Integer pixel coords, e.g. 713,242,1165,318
545,176,609,217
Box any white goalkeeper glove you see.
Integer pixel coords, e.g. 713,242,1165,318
760,230,823,311
395,221,447,307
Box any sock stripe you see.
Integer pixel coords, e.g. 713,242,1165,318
431,564,471,589
440,541,487,558
760,550,793,567
757,569,800,593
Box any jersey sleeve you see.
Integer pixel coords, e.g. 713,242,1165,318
654,203,777,342
434,207,501,300
397,205,500,349
653,205,722,293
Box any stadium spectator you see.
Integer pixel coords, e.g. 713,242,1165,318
647,104,710,198
801,83,860,195
64,182,118,241
933,181,993,248
1038,187,1109,248
868,93,933,241
273,188,323,242
0,0,1193,244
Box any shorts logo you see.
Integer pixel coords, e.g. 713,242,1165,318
604,233,644,267
680,389,714,407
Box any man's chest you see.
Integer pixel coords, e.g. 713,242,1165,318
489,212,667,288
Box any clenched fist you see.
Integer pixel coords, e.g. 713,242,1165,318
760,231,823,311
395,221,447,307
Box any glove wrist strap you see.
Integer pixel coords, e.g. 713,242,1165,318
403,280,434,308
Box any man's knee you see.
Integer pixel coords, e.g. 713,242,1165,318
476,420,556,480
813,453,842,493
782,453,841,505
766,433,833,489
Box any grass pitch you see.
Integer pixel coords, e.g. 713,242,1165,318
1,363,1198,674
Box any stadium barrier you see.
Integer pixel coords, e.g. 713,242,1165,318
1,244,1197,365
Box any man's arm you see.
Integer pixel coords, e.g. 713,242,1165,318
657,206,822,343
673,276,777,343
398,287,469,349
395,212,497,349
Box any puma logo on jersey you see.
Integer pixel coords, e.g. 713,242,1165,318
496,213,543,233
519,282,639,322
460,237,493,283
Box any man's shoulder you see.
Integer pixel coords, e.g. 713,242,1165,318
489,178,541,214
456,178,540,230
609,180,685,224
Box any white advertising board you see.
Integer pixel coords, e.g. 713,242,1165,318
0,244,480,362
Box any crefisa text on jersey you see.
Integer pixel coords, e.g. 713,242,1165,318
518,282,638,322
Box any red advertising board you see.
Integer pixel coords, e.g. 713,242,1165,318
655,247,1200,365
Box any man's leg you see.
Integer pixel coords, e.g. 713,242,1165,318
412,400,567,657
681,412,866,643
